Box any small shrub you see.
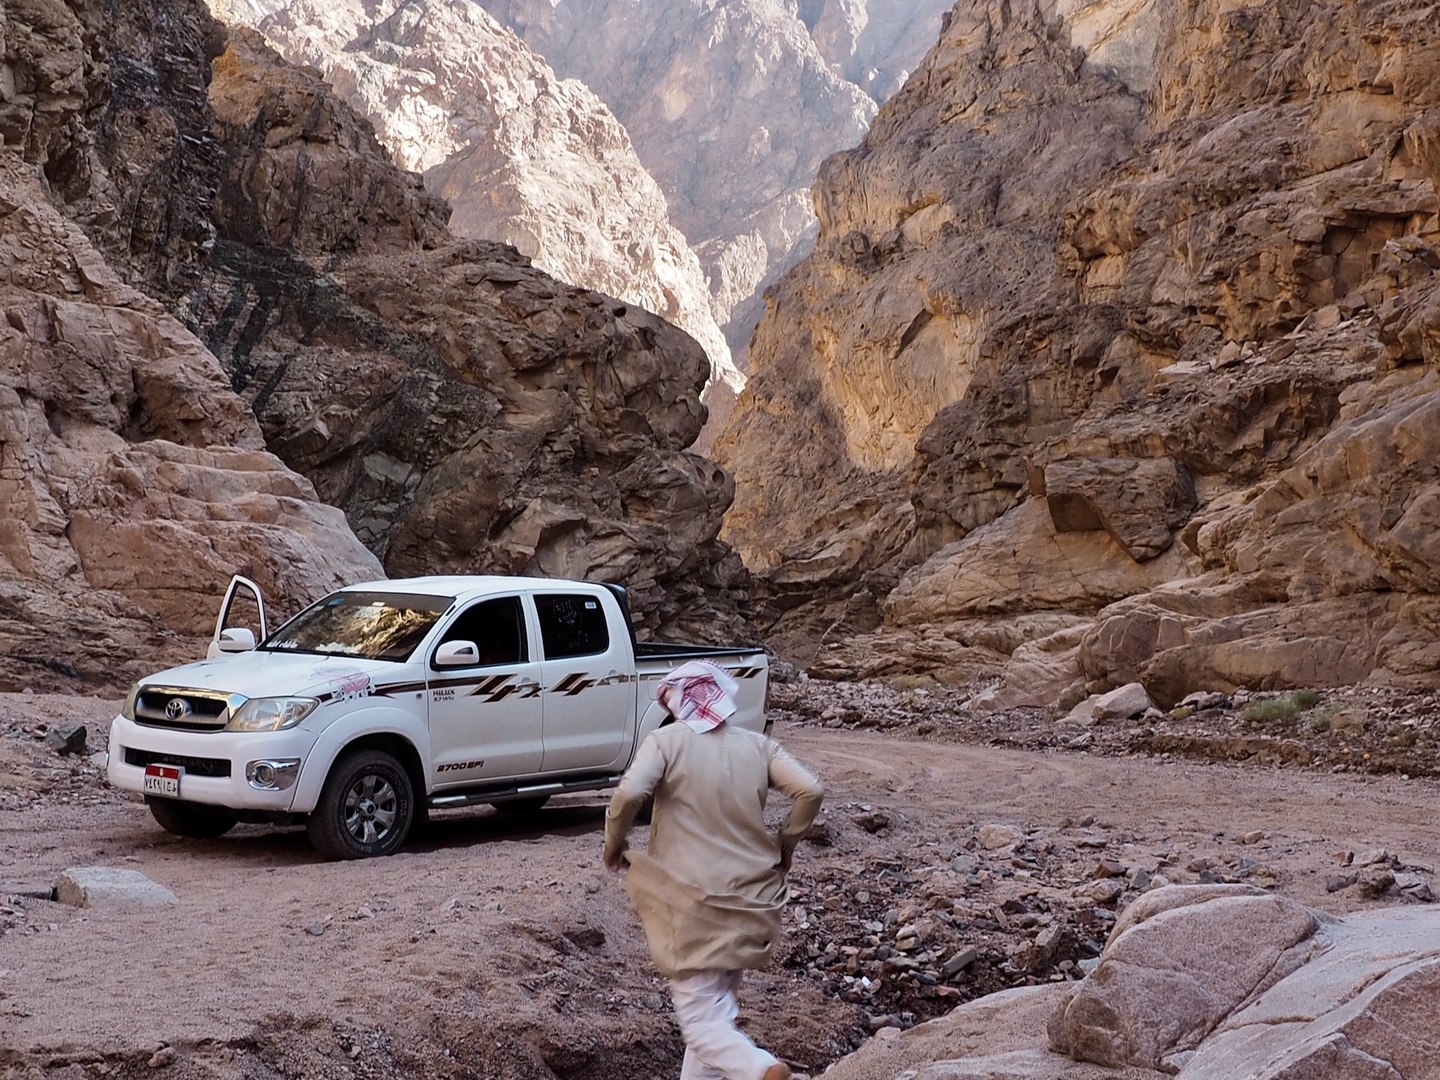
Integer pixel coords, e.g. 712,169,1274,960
1245,697,1300,726
1310,711,1333,734
1388,724,1419,748
1057,686,1087,711
1293,689,1322,710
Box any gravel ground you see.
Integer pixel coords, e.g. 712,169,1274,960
3,685,1439,1080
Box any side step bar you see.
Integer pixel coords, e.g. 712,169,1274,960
428,773,623,809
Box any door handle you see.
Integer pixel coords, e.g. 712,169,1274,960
514,678,542,691
596,670,629,686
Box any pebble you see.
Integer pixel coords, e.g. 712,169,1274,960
306,923,325,936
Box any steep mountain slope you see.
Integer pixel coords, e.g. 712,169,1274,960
719,0,1440,702
473,0,884,370
0,0,382,691
210,0,741,415
6,0,755,693
801,0,957,101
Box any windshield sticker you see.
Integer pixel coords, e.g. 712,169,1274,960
312,667,374,700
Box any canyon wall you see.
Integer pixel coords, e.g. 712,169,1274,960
0,0,382,691
719,0,1440,703
210,0,742,417
1,0,756,691
473,0,879,370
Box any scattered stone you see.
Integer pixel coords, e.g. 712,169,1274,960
942,947,979,977
55,868,177,909
853,812,890,834
1072,880,1123,905
1325,873,1358,893
1237,830,1264,845
44,725,88,755
147,1047,175,1069
805,818,832,846
1179,692,1232,711
1356,868,1396,899
1091,683,1153,722
977,824,1023,851
306,923,326,936
1355,848,1392,868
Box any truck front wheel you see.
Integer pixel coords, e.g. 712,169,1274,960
146,796,238,838
307,749,414,860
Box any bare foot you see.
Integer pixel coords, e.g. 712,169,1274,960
763,1065,792,1080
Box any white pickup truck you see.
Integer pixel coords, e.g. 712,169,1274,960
107,575,769,859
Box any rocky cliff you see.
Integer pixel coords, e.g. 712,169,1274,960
719,0,1440,703
0,0,383,691
474,0,880,372
211,0,742,420
1,0,755,691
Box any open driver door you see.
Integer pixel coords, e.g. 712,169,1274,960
207,575,268,659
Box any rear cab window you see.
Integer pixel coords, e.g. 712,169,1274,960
535,594,610,659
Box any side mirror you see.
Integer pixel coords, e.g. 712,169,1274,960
216,628,256,653
434,640,478,668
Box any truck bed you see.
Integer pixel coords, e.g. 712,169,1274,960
633,641,764,661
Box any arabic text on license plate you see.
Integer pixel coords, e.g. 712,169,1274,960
143,764,181,798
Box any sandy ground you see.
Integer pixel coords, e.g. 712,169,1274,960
3,690,1440,1080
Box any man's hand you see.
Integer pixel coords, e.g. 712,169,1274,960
604,839,629,874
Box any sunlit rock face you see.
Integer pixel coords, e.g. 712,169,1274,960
3,0,756,694
472,0,906,369
717,0,1440,700
0,0,382,691
210,0,741,414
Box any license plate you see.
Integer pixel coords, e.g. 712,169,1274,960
143,764,182,798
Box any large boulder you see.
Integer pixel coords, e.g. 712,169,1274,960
818,886,1440,1080
0,148,380,691
1048,886,1324,1070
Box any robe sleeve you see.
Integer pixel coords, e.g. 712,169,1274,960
768,741,823,860
604,729,667,857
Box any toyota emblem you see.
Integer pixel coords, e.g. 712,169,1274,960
165,697,191,720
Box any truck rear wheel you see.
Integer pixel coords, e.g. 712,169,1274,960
307,749,414,860
146,796,238,839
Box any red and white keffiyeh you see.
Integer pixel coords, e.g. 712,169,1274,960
656,660,739,733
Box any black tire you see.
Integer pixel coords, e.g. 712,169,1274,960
306,749,414,860
146,796,238,839
490,795,550,815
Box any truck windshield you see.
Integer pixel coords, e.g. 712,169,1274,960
261,592,455,662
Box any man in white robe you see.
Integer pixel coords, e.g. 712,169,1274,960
604,661,823,1080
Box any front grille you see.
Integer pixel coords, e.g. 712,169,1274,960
124,747,232,778
135,688,231,731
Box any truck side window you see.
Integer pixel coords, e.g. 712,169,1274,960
438,597,527,666
535,594,610,659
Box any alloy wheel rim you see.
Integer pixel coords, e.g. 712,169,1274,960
342,773,398,845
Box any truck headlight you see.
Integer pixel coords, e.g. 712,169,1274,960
121,684,140,722
225,697,318,732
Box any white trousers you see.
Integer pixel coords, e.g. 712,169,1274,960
670,969,779,1080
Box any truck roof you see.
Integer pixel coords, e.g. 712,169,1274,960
339,575,614,603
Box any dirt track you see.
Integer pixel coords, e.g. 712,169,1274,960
3,691,1439,1079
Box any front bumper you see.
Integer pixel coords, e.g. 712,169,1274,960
107,715,320,812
